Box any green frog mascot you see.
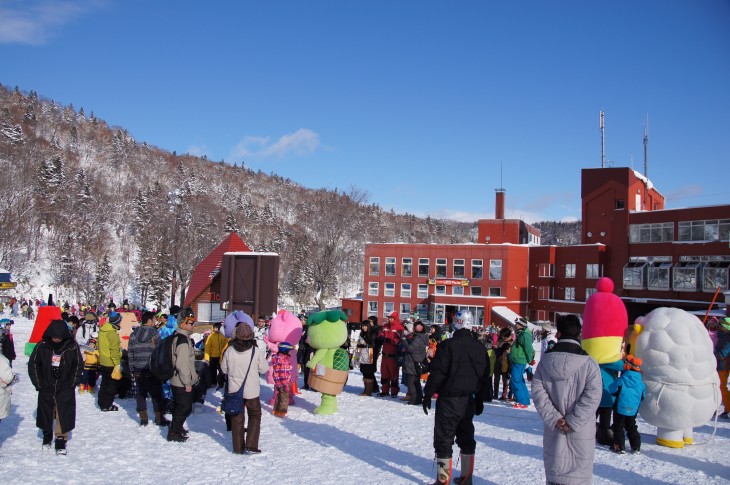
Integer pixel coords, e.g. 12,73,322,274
306,310,349,415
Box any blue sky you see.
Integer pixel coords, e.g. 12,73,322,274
2,0,729,223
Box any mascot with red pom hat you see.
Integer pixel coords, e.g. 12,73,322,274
581,277,628,445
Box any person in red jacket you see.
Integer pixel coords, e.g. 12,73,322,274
377,312,404,397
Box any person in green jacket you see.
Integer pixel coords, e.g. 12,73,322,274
97,312,122,412
509,319,535,408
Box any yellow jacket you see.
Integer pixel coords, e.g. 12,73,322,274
83,349,100,370
204,332,228,359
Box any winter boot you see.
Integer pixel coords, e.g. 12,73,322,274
453,453,474,485
596,425,614,446
154,411,170,427
139,409,149,427
42,432,53,449
88,385,95,395
432,457,452,485
400,393,412,401
78,384,87,394
359,378,375,396
376,382,389,397
55,437,67,456
167,431,189,443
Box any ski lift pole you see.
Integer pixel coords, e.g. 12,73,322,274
702,286,722,325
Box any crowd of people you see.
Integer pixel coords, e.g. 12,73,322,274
1,296,729,484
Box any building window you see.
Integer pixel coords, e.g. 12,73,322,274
489,260,502,280
384,301,394,316
368,301,378,317
678,220,730,242
385,257,396,276
647,262,672,290
489,287,501,297
585,288,597,300
197,302,226,323
400,303,411,317
368,282,379,296
417,284,428,298
471,259,483,279
453,259,465,278
402,258,412,277
623,262,647,289
629,222,674,243
586,264,601,279
616,199,625,210
538,286,552,300
384,282,395,297
673,262,703,291
369,257,380,276
418,258,429,277
436,258,447,278
435,285,446,295
401,283,411,298
453,285,464,295
470,287,482,296
539,263,554,277
703,261,730,292
565,287,575,300
417,304,428,320
565,264,576,278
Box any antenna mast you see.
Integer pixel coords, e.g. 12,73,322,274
600,110,606,168
643,115,649,178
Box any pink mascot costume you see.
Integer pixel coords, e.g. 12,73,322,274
264,310,303,407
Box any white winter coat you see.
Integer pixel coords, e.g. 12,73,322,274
0,353,15,419
221,341,269,399
531,339,602,485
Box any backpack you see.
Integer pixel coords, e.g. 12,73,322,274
149,333,181,381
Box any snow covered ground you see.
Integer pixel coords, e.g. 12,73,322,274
1,315,728,484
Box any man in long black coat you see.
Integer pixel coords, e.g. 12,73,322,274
28,319,82,455
423,312,490,485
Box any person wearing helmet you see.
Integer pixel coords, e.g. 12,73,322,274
422,310,490,485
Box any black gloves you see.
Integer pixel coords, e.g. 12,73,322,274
475,399,484,416
422,395,432,415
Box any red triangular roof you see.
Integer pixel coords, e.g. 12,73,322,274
184,232,251,307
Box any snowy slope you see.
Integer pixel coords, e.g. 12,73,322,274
0,316,728,484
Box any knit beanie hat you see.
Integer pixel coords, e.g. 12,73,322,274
108,312,122,329
278,341,294,354
624,354,642,372
234,322,254,341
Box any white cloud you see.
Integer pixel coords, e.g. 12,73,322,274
0,0,105,45
186,145,209,157
229,129,320,161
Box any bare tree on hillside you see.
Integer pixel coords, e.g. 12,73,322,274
301,186,369,309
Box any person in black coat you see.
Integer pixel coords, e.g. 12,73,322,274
0,320,16,367
28,319,83,454
357,319,379,396
423,312,490,485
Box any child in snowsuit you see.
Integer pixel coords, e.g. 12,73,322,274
608,354,646,454
272,342,293,417
79,337,100,394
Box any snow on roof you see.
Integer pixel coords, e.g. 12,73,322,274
632,169,654,190
491,306,541,331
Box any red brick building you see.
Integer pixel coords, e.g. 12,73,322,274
349,167,729,327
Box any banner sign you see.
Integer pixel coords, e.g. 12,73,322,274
428,278,469,287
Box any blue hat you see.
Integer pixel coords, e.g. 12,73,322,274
278,341,294,353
